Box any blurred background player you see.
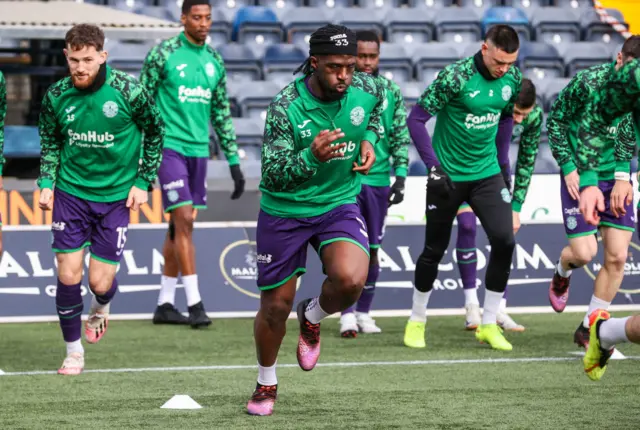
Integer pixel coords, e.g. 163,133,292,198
404,25,521,352
140,0,245,328
0,70,5,257
246,25,384,416
459,78,543,333
339,29,409,338
546,36,640,349
583,309,640,381
37,24,165,375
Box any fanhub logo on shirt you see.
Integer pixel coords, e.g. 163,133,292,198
329,140,357,162
178,85,212,104
68,129,115,148
464,113,500,130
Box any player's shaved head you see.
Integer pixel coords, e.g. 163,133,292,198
485,25,520,54
513,78,536,124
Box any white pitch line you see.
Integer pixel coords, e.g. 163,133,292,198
4,356,638,377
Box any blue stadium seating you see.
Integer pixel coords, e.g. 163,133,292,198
280,7,333,44
542,77,571,111
558,41,612,76
232,6,283,46
413,42,462,83
106,40,155,74
482,7,531,40
358,0,395,11
234,81,282,119
217,43,263,81
4,126,41,158
580,8,628,45
434,7,482,43
378,43,414,82
385,8,435,44
531,7,581,45
262,43,307,81
334,7,386,36
517,42,563,80
406,0,455,9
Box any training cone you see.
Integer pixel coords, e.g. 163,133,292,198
160,395,202,409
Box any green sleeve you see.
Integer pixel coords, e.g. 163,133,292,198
388,80,409,177
129,83,166,190
578,60,640,187
0,72,5,176
417,63,464,115
36,91,63,190
210,53,239,166
613,114,635,175
512,108,543,212
547,75,588,176
502,68,522,117
139,45,166,99
260,101,318,192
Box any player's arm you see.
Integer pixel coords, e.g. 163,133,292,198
260,102,318,192
578,60,640,187
496,70,521,186
0,72,6,177
512,110,543,213
210,54,239,166
407,64,463,168
547,76,588,175
37,91,63,190
129,83,165,190
388,80,409,178
613,114,635,180
139,45,166,98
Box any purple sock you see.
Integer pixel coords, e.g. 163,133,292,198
95,279,118,305
356,262,379,313
456,211,478,290
56,279,83,342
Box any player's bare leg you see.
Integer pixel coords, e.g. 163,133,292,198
172,205,210,328
549,235,598,312
248,276,298,416
153,222,189,325
56,251,86,375
85,259,118,344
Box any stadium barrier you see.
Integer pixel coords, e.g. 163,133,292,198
2,222,640,322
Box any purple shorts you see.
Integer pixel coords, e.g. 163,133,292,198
357,185,389,248
158,148,208,213
561,175,635,237
256,204,370,290
51,188,130,264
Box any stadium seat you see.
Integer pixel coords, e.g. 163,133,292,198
554,0,597,12
134,5,176,22
482,7,531,41
232,7,283,46
400,81,424,111
333,7,385,36
107,0,151,13
543,77,571,111
281,7,333,45
385,8,435,44
217,43,263,81
531,7,581,45
406,0,455,9
235,81,282,119
456,0,502,15
106,40,156,74
557,42,611,76
307,0,353,8
434,7,483,44
413,43,462,83
234,117,264,147
516,42,564,80
256,0,298,20
580,8,628,45
262,43,306,82
3,126,41,158
378,43,413,82
358,0,395,11
504,0,549,20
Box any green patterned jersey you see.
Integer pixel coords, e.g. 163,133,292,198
417,56,521,182
0,71,5,176
547,62,635,184
37,66,165,202
511,104,543,213
361,75,409,187
260,72,385,218
577,59,640,187
140,32,238,162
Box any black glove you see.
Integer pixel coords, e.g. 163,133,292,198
230,164,245,200
427,165,454,197
388,176,406,207
500,163,512,191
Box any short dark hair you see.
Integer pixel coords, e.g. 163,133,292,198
516,78,536,108
485,24,520,54
356,30,380,47
621,35,640,60
182,0,210,15
65,24,105,52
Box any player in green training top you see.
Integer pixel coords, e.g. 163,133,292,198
246,25,384,416
457,78,543,333
37,24,165,375
140,0,244,329
547,36,640,350
338,30,410,338
405,25,522,352
0,70,5,258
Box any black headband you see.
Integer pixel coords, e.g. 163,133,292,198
309,28,357,57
